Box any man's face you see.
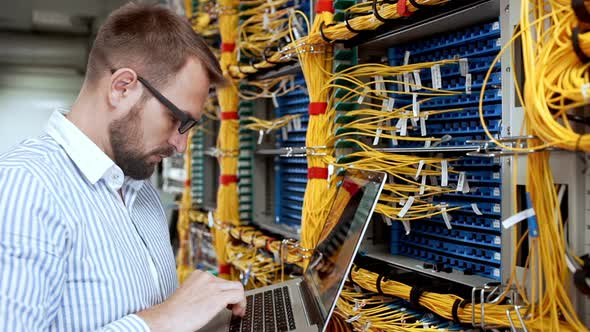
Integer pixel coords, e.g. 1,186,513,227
108,57,210,180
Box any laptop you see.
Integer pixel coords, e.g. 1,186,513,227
201,168,386,332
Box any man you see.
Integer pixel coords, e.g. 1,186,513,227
0,3,245,331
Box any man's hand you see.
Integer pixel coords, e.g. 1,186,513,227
137,270,246,332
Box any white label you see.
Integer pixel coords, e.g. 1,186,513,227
471,203,483,215
493,269,500,277
387,97,395,111
412,93,420,118
263,13,270,29
465,73,472,95
459,58,469,76
441,160,448,187
346,314,361,323
382,214,392,226
502,208,535,229
404,51,410,65
493,220,501,228
496,38,501,46
494,252,501,261
419,175,427,195
294,117,302,130
494,236,501,245
456,172,466,192
381,99,389,112
431,64,442,89
287,120,293,132
493,188,500,196
357,87,368,104
281,127,288,140
493,172,500,179
415,160,425,179
403,73,411,93
420,116,427,136
397,196,415,218
391,135,398,146
207,211,215,228
493,204,501,213
402,220,411,235
462,178,470,194
400,118,408,136
373,128,382,145
258,130,264,144
271,92,279,107
397,74,403,92
492,21,500,30
441,206,452,229
410,117,418,128
424,140,431,148
413,70,422,89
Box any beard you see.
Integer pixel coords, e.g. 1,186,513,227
108,103,175,180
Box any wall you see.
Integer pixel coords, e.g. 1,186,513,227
0,65,83,154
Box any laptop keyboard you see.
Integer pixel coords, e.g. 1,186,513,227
229,286,296,332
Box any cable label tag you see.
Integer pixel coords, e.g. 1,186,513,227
373,128,382,145
294,117,302,130
502,208,536,229
431,64,442,89
281,127,288,141
471,203,483,215
420,116,427,136
346,314,362,323
410,116,418,128
263,13,270,30
374,75,384,95
403,73,411,93
465,73,472,95
287,119,293,132
440,205,452,229
397,74,403,92
492,21,500,30
397,196,415,218
404,51,411,65
386,97,395,111
419,175,426,195
381,214,392,226
402,220,411,235
441,159,448,187
456,172,466,192
412,93,420,118
459,58,469,77
412,70,422,90
357,87,368,104
424,140,431,148
415,160,425,179
271,92,279,108
257,130,264,144
207,211,215,228
408,73,417,91
400,118,408,136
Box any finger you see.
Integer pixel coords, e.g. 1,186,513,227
230,298,247,317
216,280,245,291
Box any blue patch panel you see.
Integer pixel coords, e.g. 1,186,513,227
382,20,503,281
275,73,309,227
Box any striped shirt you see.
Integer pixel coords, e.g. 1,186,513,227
0,111,178,331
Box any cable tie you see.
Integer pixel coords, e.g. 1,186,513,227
309,102,328,116
315,0,334,13
408,0,429,9
572,0,590,22
572,27,590,63
342,179,361,196
308,167,329,180
220,111,239,120
397,0,412,17
409,286,426,308
221,43,236,53
219,264,231,275
220,174,238,185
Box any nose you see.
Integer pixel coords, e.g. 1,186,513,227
169,131,188,153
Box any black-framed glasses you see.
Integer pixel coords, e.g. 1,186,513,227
111,69,198,134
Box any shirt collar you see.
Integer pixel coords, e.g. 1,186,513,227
45,110,134,191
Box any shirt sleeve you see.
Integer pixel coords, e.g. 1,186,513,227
0,167,151,332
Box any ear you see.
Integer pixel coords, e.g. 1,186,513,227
108,68,142,111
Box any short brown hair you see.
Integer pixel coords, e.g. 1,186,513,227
86,2,223,88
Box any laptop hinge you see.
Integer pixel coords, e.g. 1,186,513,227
299,279,323,328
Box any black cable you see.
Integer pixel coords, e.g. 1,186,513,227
571,26,590,63
572,0,590,23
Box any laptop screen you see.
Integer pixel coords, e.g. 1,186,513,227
303,169,385,328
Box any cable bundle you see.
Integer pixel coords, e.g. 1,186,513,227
474,1,590,330
290,3,338,251
238,75,301,100
176,129,195,284
227,0,450,78
213,0,241,280
225,241,282,288
242,114,301,132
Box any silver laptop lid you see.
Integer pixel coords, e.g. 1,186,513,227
303,169,386,331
